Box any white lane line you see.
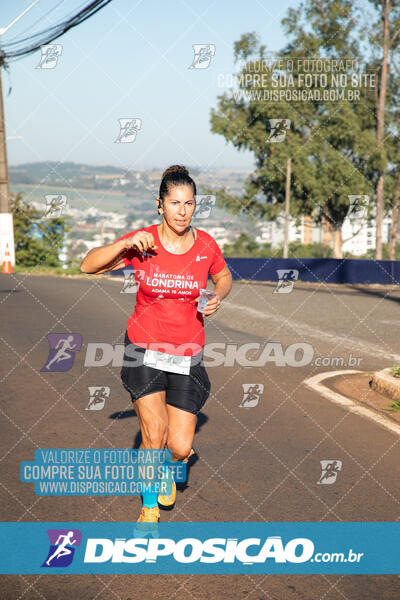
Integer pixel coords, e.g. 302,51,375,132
223,301,400,363
109,282,400,362
303,370,400,437
378,320,400,327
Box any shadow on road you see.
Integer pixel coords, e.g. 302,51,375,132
108,408,208,497
347,285,400,305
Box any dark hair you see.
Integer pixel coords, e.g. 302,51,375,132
158,165,197,207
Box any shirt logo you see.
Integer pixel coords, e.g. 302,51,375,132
196,255,208,261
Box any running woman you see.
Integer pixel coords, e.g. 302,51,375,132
80,165,232,524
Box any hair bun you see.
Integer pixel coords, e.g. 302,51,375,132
162,164,189,178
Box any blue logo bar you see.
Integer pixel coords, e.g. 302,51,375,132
0,522,399,574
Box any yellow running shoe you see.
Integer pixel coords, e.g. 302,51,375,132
158,448,195,507
134,506,160,538
137,506,160,523
157,472,176,507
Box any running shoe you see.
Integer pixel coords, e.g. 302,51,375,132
137,506,160,522
134,506,160,538
157,469,176,507
158,448,195,506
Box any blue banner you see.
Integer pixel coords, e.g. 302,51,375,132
111,258,400,285
20,449,185,496
0,522,398,574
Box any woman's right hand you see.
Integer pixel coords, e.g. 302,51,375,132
123,231,158,253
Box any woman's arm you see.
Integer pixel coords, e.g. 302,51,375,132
202,265,232,316
80,239,128,274
80,230,158,274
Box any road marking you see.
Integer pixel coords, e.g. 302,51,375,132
223,301,400,363
378,320,400,327
303,370,400,437
113,283,400,362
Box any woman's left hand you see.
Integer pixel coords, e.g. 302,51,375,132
202,293,222,316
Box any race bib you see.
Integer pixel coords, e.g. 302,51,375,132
143,348,191,375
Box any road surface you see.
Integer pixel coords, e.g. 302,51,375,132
1,273,399,599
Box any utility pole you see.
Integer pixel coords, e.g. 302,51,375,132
375,0,390,260
0,0,39,266
283,157,291,259
0,60,15,265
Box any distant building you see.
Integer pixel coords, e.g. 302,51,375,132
94,173,125,181
200,226,231,247
255,214,308,246
341,216,391,255
254,212,392,255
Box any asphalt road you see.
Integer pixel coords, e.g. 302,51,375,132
1,273,399,599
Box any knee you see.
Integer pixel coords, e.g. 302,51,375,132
168,440,192,461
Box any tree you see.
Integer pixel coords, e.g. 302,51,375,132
361,1,400,259
365,0,400,259
11,192,70,267
209,2,380,258
362,0,400,255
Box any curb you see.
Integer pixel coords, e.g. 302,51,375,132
369,368,400,402
304,370,400,437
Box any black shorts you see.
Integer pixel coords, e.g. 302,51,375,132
120,331,211,415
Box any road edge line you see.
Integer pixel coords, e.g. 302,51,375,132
303,370,400,437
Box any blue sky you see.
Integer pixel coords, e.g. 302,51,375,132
1,0,299,170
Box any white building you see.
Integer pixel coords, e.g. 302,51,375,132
255,214,306,246
254,212,393,256
200,226,231,247
341,216,391,256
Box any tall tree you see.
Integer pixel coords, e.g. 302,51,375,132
209,1,380,258
365,0,400,258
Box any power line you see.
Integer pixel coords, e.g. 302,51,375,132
4,1,66,44
0,0,113,65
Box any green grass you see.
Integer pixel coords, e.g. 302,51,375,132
388,400,400,413
389,364,400,378
13,264,83,276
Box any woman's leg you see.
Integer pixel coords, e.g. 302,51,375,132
165,404,197,461
155,405,196,507
133,391,169,509
134,390,169,449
